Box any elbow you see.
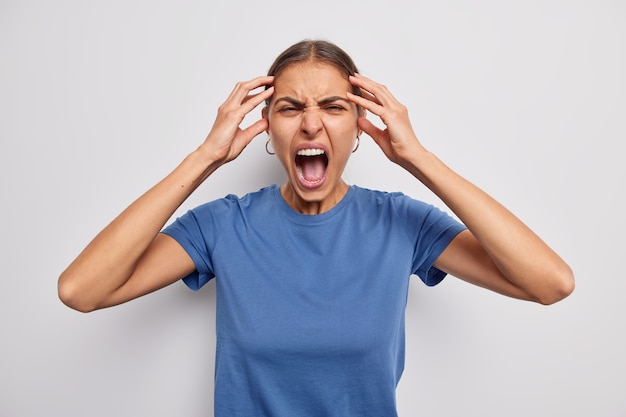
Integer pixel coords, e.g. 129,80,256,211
57,272,98,313
536,265,575,306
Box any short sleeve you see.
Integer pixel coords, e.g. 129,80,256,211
397,197,466,286
161,199,231,290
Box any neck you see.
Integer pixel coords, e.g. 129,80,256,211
280,181,349,215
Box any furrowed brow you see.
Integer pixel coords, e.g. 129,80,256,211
274,97,305,107
273,96,352,108
317,96,351,106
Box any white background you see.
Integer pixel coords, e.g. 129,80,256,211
1,0,624,416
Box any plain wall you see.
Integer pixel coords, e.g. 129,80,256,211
1,0,624,415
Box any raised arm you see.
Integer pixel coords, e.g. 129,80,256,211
58,77,275,312
347,74,574,305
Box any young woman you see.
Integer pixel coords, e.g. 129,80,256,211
58,39,574,416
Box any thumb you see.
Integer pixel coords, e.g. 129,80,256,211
357,117,395,158
357,117,385,142
238,118,269,146
244,118,269,141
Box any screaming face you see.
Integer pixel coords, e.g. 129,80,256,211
265,62,361,215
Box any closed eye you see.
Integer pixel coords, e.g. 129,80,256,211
318,96,351,113
278,106,302,115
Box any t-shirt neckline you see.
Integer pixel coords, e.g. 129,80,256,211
271,184,356,225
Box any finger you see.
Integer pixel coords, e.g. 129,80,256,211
237,118,270,146
224,76,275,107
347,91,384,116
357,117,385,142
358,117,394,158
218,81,273,129
357,117,395,158
240,86,274,114
245,118,269,139
356,88,382,106
240,75,275,98
350,74,398,108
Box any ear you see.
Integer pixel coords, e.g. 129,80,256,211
262,106,269,134
357,108,366,137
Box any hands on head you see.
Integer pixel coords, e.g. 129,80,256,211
204,69,573,306
58,68,573,314
346,73,426,169
203,71,424,171
200,76,274,166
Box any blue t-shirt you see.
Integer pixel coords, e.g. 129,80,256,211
162,185,466,416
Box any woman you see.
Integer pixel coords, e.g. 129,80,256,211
58,40,574,416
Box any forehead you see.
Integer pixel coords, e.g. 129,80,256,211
272,62,350,98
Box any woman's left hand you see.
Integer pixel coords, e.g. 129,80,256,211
348,74,574,305
347,73,425,169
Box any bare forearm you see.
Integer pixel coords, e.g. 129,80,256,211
58,76,275,312
413,148,574,302
348,73,574,304
58,147,219,310
404,147,574,303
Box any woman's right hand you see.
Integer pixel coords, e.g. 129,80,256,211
200,76,274,166
58,76,275,312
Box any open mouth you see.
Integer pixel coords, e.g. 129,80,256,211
295,148,329,188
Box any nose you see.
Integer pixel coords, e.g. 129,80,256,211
301,108,323,137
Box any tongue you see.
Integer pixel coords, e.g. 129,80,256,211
301,156,326,182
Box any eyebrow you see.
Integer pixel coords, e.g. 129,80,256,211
273,96,351,107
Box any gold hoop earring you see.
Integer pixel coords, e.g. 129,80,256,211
352,136,360,153
265,137,275,155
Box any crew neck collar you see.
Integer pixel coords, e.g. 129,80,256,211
271,184,356,225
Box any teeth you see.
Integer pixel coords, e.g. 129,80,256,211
297,148,325,157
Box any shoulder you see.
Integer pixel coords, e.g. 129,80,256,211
351,185,431,212
351,185,405,204
233,184,278,207
189,185,277,216
350,185,461,231
164,186,277,235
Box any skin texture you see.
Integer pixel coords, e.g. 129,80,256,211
347,73,574,304
264,62,361,214
57,61,574,313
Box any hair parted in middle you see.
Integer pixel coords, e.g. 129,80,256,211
264,39,363,113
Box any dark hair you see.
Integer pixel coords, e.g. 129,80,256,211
265,39,362,112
